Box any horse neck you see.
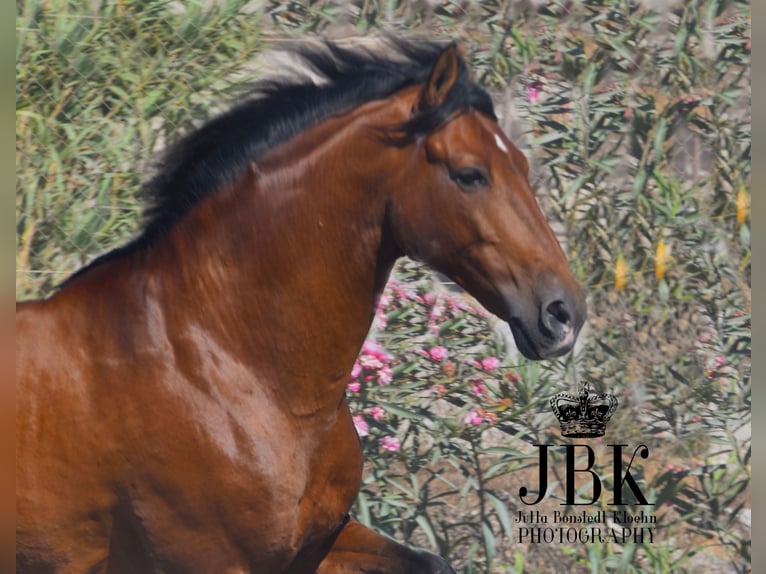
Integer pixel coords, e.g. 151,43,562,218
146,96,409,415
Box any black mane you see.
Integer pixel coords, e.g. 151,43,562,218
61,37,495,287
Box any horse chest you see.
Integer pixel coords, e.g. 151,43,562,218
126,391,362,568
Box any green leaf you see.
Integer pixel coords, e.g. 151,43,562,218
482,521,496,564
486,492,513,538
356,492,371,527
415,515,437,550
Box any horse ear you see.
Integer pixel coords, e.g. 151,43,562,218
419,44,460,111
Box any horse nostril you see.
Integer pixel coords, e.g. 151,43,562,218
542,299,571,338
547,300,571,326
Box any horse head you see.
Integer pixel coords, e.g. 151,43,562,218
385,45,587,360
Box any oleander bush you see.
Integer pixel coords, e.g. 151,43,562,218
16,1,750,572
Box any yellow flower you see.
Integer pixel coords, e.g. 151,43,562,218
736,185,749,225
614,254,628,291
655,241,669,281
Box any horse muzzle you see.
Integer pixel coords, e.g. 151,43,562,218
507,282,587,360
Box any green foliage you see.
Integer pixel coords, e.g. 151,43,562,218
347,261,542,570
16,1,750,572
16,0,263,296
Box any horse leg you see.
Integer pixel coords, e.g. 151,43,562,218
315,519,454,574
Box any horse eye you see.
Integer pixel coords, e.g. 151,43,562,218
451,167,489,190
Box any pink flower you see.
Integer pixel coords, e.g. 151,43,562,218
471,380,486,397
380,436,400,452
378,366,393,385
359,355,383,370
464,407,496,426
369,406,385,421
429,346,448,362
432,384,446,397
481,357,500,372
362,340,390,363
429,304,445,321
506,371,521,384
347,381,360,393
374,310,387,329
464,409,484,426
362,340,380,354
353,415,369,437
351,362,362,379
377,293,392,309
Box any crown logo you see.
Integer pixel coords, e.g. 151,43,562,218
550,383,618,438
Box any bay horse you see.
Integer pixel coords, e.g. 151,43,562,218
16,39,586,573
